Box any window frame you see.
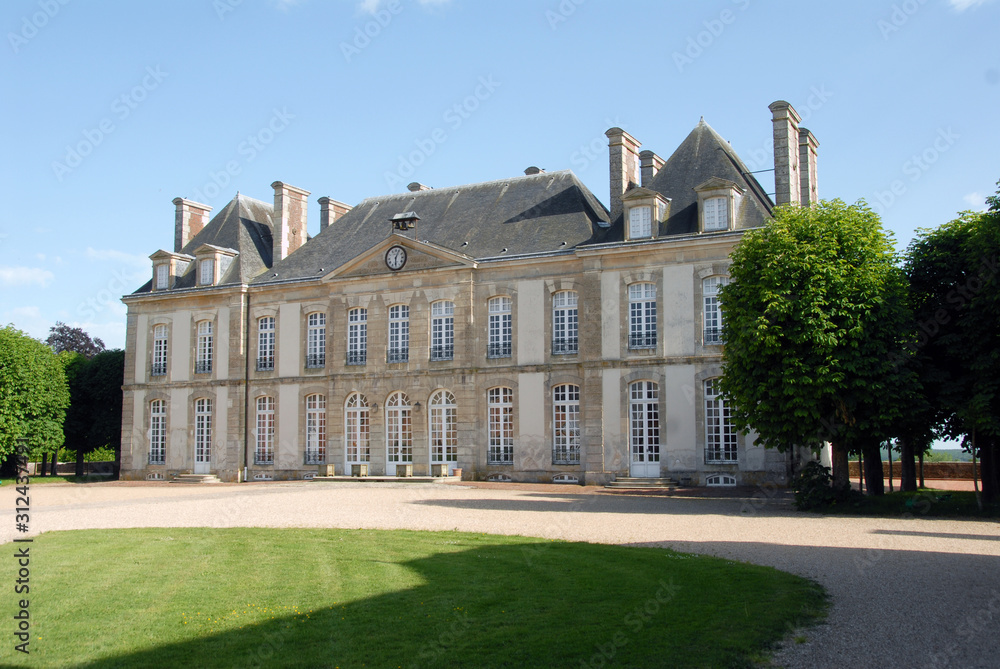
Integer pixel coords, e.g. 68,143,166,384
487,296,512,359
387,304,410,364
345,393,371,464
487,387,514,465
149,399,166,465
255,396,275,465
257,316,275,371
198,258,214,286
628,283,657,350
703,276,730,345
195,320,213,374
552,290,579,355
629,381,660,466
429,390,457,463
385,391,413,464
347,307,367,366
703,196,729,231
628,204,652,239
430,301,455,361
306,312,326,369
552,383,581,465
705,378,738,463
305,394,326,464
195,397,212,465
155,264,169,290
151,324,168,376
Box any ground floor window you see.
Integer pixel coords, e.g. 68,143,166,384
386,391,412,463
705,379,737,463
195,398,212,464
553,384,581,465
629,381,660,465
305,394,326,464
149,399,165,464
488,387,514,465
256,396,275,464
429,390,457,463
345,393,370,463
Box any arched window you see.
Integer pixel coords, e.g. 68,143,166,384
305,394,326,464
388,305,409,363
429,390,457,463
255,396,275,464
257,317,275,371
552,384,581,465
705,379,737,463
195,398,212,466
488,296,512,358
628,283,657,349
149,399,166,465
703,276,730,345
196,320,213,374
487,387,514,465
386,392,412,466
431,301,455,361
552,291,578,355
347,308,367,365
345,393,370,463
306,312,326,368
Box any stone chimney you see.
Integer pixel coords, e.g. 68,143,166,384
768,101,802,206
173,198,212,252
639,150,665,187
799,128,819,205
606,127,642,223
271,181,310,262
317,196,352,232
524,166,545,176
407,182,432,192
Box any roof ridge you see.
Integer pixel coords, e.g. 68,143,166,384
355,169,576,205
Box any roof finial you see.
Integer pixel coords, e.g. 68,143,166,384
699,116,705,124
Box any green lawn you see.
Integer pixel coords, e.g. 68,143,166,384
0,528,826,668
0,474,113,486
817,489,1000,518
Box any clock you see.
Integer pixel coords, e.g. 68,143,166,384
385,245,407,271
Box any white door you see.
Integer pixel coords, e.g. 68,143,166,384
429,390,459,474
345,393,371,469
629,382,661,478
194,398,212,474
385,392,412,475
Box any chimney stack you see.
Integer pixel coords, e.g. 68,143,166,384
173,198,212,252
639,150,664,187
768,101,802,206
317,196,352,232
407,182,432,192
271,181,310,262
799,128,819,205
606,127,641,223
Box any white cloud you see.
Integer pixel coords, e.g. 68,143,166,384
949,0,995,11
964,191,984,207
0,266,55,287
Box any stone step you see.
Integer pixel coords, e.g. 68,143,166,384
170,474,223,484
605,476,678,490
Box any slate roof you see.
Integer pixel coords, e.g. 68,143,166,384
610,119,774,238
253,170,609,285
133,194,274,293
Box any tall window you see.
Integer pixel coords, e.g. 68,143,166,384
306,312,326,368
488,296,512,358
430,301,455,361
305,394,326,464
552,384,581,465
429,390,457,463
552,291,578,354
488,387,514,465
155,264,168,290
387,305,409,363
149,399,166,464
345,393,370,463
386,392,412,464
257,317,275,371
347,308,367,365
703,276,730,345
255,396,275,464
705,379,737,463
704,197,728,231
195,321,213,374
629,205,652,239
628,283,657,349
152,324,168,376
199,258,214,285
630,381,660,465
195,398,212,465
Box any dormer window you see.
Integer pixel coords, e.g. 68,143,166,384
628,206,652,239
155,264,168,290
703,197,728,231
199,259,215,286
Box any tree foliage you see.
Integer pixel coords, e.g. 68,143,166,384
46,321,105,358
0,325,70,464
718,200,911,487
64,349,125,457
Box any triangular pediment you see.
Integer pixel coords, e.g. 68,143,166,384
326,234,475,280
620,186,664,201
149,249,194,262
694,177,744,193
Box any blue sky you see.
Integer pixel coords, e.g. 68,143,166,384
1,0,998,351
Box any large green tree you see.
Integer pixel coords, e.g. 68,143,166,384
0,325,70,475
904,183,1000,502
63,349,125,476
719,200,911,491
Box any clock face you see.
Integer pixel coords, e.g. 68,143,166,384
385,245,407,271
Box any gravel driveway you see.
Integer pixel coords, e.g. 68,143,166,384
2,480,998,668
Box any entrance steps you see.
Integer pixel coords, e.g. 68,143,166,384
170,473,223,484
605,476,678,490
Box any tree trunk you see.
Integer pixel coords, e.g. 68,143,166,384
75,446,85,478
831,441,850,491
918,451,925,488
49,453,58,476
858,448,864,494
981,437,997,506
40,453,48,477
899,437,917,492
862,442,885,495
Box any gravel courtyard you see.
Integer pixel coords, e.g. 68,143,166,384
2,480,998,668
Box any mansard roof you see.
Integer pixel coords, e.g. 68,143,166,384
253,170,609,285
